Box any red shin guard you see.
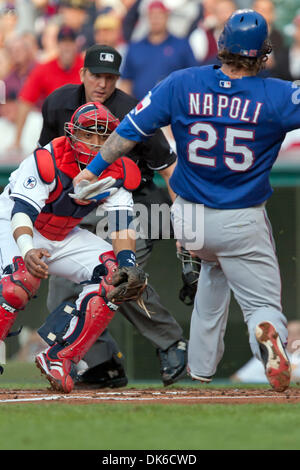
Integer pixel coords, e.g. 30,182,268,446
0,257,40,341
50,251,119,364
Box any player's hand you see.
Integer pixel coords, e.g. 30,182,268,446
176,240,182,251
73,169,98,188
69,177,118,204
24,248,51,279
176,240,198,258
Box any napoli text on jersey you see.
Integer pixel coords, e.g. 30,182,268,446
116,65,300,209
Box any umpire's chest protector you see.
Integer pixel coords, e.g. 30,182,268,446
34,136,98,241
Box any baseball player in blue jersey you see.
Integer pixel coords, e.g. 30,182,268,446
73,9,300,392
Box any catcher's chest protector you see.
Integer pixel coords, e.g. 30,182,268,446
33,138,141,241
34,138,98,241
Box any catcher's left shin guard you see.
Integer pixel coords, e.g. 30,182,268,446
0,256,41,341
39,251,118,364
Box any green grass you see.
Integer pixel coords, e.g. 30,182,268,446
0,403,300,450
1,362,300,450
0,361,45,388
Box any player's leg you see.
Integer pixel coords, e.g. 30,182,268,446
76,329,127,388
35,229,121,392
0,220,40,344
119,283,187,386
217,206,290,391
187,261,231,381
68,210,128,386
172,197,289,389
129,187,188,384
46,274,127,388
118,238,187,386
46,275,81,312
36,257,119,393
125,239,185,350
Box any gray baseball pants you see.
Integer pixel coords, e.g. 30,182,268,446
171,196,288,378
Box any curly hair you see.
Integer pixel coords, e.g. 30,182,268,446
217,39,273,75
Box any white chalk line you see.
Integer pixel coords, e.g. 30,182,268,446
0,393,291,403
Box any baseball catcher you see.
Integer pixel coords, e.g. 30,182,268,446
0,102,147,393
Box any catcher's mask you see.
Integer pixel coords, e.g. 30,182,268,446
64,102,119,168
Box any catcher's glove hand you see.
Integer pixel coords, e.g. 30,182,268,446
107,266,148,304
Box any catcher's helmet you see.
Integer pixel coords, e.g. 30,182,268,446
65,102,119,167
218,9,268,57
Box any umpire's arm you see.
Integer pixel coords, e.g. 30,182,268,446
38,97,59,146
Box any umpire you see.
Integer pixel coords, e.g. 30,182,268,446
38,44,187,387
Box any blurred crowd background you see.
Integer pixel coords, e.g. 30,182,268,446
0,0,300,161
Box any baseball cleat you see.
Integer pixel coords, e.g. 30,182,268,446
255,321,291,392
35,351,74,393
187,366,213,383
157,339,188,386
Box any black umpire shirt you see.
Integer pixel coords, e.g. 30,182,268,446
39,84,177,191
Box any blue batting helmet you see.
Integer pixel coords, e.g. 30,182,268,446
218,9,268,57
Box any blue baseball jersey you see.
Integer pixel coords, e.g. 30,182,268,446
116,65,300,209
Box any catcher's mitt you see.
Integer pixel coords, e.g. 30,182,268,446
107,266,148,304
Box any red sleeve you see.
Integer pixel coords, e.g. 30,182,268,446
100,157,141,191
19,64,45,104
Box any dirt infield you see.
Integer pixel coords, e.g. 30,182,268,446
1,386,300,404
